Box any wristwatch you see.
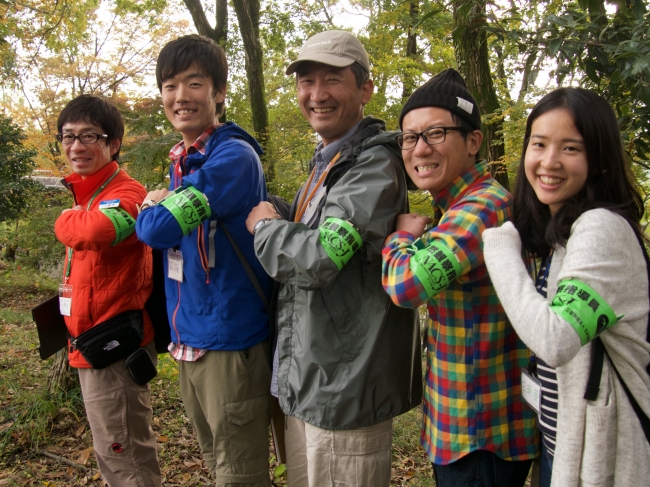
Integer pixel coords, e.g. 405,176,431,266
253,218,273,234
138,200,158,213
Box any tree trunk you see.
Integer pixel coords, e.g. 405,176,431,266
182,0,227,44
47,351,77,394
518,51,538,104
232,0,271,181
182,0,270,180
4,244,16,261
452,0,509,190
402,2,419,99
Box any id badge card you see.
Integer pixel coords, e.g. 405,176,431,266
168,249,183,282
302,186,326,227
98,199,120,209
521,369,542,415
58,283,73,316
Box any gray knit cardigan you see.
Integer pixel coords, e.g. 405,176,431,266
483,209,650,487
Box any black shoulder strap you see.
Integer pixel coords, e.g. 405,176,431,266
641,231,650,348
608,343,650,443
584,228,650,443
584,337,606,401
218,221,269,312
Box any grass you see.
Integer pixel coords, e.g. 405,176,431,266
0,264,434,486
0,309,32,324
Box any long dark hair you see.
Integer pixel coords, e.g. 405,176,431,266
513,87,644,257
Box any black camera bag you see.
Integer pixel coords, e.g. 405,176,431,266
71,310,144,369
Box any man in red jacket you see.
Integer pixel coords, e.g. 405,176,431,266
54,95,161,487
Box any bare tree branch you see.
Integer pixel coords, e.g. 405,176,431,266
182,0,216,39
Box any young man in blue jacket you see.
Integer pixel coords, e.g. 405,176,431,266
136,35,272,487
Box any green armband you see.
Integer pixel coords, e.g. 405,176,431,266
410,241,462,297
99,207,136,246
160,186,212,236
319,217,362,270
550,278,622,346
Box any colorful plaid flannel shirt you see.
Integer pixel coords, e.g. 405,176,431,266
382,161,538,465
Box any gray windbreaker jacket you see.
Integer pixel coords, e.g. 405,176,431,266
254,117,422,430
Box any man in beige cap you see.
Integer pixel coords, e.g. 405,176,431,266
246,30,422,486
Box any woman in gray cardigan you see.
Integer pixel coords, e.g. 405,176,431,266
482,88,650,487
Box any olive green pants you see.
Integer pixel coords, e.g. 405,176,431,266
179,341,272,486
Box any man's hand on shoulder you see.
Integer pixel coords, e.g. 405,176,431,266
395,213,433,238
246,202,281,234
143,189,171,203
62,205,83,213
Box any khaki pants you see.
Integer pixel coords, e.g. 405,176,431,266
78,341,161,487
285,416,393,487
179,341,272,486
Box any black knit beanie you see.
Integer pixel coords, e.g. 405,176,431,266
399,68,481,131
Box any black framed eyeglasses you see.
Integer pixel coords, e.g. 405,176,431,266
56,133,108,145
396,127,464,150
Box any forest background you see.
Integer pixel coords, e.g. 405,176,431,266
0,0,649,485
1,0,650,266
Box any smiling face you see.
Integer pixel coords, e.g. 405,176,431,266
160,62,226,147
62,121,120,178
524,108,589,215
296,62,373,146
401,106,482,195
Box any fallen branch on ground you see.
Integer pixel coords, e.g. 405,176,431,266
32,448,90,473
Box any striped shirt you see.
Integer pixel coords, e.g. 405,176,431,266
534,254,559,456
306,120,361,196
382,161,538,465
167,125,219,362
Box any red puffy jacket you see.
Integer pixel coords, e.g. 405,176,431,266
55,161,154,368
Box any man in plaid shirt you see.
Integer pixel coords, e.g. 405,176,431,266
382,69,538,487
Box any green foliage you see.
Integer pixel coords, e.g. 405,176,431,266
408,190,435,218
120,97,177,188
2,0,649,220
0,114,37,222
359,0,455,129
0,260,59,293
114,0,167,16
476,0,650,179
1,188,68,270
0,1,102,73
539,0,650,166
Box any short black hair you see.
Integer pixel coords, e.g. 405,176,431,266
450,113,480,161
156,35,228,117
57,95,124,161
348,62,369,88
513,87,644,257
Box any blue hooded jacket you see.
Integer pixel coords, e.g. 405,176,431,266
136,123,271,350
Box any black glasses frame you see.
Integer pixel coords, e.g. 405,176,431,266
396,126,464,150
56,133,108,145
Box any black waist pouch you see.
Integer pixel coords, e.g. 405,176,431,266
72,310,144,369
